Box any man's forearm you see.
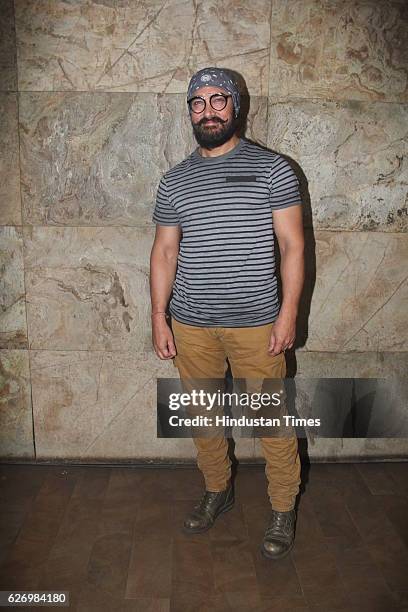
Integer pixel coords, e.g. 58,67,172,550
279,245,304,319
149,249,178,313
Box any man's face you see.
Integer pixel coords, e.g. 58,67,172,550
188,85,237,149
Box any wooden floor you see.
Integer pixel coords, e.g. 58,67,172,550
0,462,407,612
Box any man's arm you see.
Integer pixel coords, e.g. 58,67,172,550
149,224,181,359
268,204,305,356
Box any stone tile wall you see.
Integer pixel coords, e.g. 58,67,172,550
1,0,407,461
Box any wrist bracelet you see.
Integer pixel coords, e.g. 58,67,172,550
151,312,169,317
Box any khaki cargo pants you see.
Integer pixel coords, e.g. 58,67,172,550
171,317,301,512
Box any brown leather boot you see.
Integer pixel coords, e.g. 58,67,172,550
183,484,234,534
261,508,296,559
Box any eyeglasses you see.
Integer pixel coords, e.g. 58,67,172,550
187,93,232,114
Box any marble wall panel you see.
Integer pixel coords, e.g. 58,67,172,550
27,346,407,461
302,231,407,353
269,0,408,102
19,92,267,226
19,92,191,226
0,227,27,349
0,94,21,225
295,350,408,378
30,349,255,460
23,225,156,351
0,0,17,91
240,96,268,147
256,350,408,460
15,0,271,95
4,0,406,461
267,99,408,231
0,349,34,458
256,438,408,461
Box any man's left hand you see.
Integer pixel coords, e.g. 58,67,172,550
268,314,296,356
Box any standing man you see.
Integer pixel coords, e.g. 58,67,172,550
150,67,304,559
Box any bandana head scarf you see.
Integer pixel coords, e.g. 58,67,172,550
187,67,240,119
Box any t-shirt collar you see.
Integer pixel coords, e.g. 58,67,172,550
192,137,244,163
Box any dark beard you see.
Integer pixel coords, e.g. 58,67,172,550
192,116,238,149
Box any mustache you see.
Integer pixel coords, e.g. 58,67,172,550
198,117,226,125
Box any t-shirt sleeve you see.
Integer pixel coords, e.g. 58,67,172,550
269,156,302,210
152,175,181,226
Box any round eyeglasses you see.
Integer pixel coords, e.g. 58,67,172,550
187,93,232,114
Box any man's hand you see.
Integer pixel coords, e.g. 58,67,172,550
268,313,296,356
152,316,177,359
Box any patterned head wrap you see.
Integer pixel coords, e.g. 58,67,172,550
187,67,240,118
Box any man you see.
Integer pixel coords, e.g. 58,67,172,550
150,67,304,559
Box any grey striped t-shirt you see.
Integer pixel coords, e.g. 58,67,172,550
152,137,302,327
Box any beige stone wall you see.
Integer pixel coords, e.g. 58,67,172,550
0,0,407,462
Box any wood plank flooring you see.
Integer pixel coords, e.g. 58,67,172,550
0,462,407,611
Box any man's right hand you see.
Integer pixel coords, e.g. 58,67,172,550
152,317,177,359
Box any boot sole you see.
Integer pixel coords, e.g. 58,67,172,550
182,499,235,535
260,538,294,560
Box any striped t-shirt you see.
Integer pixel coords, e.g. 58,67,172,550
152,137,302,327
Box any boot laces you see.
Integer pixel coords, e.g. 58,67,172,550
196,490,220,513
265,510,294,537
